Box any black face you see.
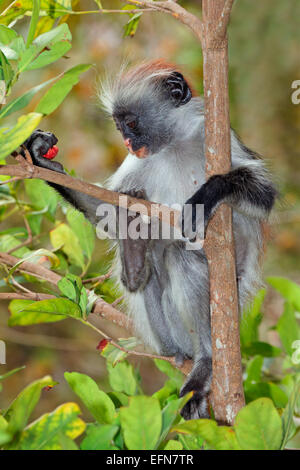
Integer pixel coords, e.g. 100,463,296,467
113,71,192,158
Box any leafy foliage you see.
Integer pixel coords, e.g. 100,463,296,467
0,0,299,452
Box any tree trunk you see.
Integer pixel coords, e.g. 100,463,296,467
202,0,245,424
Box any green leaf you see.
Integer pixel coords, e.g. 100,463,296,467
0,75,59,118
107,361,137,396
8,298,81,326
124,13,142,38
267,277,300,311
35,63,91,115
101,337,141,366
281,376,300,449
245,382,288,408
12,403,85,450
0,112,42,160
0,49,14,87
154,359,184,389
5,375,55,435
25,178,58,217
163,440,183,450
79,286,88,317
17,44,40,73
58,276,78,302
242,341,282,357
152,380,178,406
240,289,265,347
26,0,40,47
276,302,300,356
65,372,116,424
173,420,241,450
120,396,162,450
0,234,31,257
50,222,85,269
26,41,71,70
80,424,119,450
234,398,283,450
244,355,263,388
0,25,18,45
32,23,71,49
67,209,95,261
158,394,192,447
0,1,73,27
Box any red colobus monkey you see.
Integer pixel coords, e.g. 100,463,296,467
22,60,276,419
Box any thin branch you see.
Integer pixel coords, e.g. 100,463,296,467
125,0,203,42
0,159,183,230
0,176,22,185
80,318,192,375
213,0,235,41
82,271,112,285
0,292,54,301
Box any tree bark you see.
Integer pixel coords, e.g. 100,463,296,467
202,0,245,424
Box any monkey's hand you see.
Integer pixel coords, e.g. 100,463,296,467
22,130,64,173
181,192,206,242
119,189,152,293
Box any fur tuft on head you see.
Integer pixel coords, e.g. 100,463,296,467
99,59,194,115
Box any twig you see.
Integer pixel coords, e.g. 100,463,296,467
82,270,112,285
0,176,22,185
111,296,124,307
125,0,203,42
80,318,192,375
0,292,54,301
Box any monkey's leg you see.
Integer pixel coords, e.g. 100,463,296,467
23,130,106,225
163,244,212,419
182,166,276,239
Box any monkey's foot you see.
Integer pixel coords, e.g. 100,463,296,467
180,392,210,420
179,357,212,420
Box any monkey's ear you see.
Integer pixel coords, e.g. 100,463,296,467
164,72,192,107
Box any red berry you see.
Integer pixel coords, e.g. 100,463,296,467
96,339,109,351
43,145,59,160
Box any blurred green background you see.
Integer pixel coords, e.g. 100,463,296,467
0,0,299,421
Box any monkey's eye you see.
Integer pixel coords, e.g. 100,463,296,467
127,120,136,130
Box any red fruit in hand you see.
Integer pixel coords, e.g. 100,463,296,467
43,145,59,160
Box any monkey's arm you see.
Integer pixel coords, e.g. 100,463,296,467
24,131,151,291
182,163,276,238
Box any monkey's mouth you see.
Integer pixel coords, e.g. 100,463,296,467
124,139,148,159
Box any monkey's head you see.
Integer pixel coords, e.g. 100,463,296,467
100,60,193,158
